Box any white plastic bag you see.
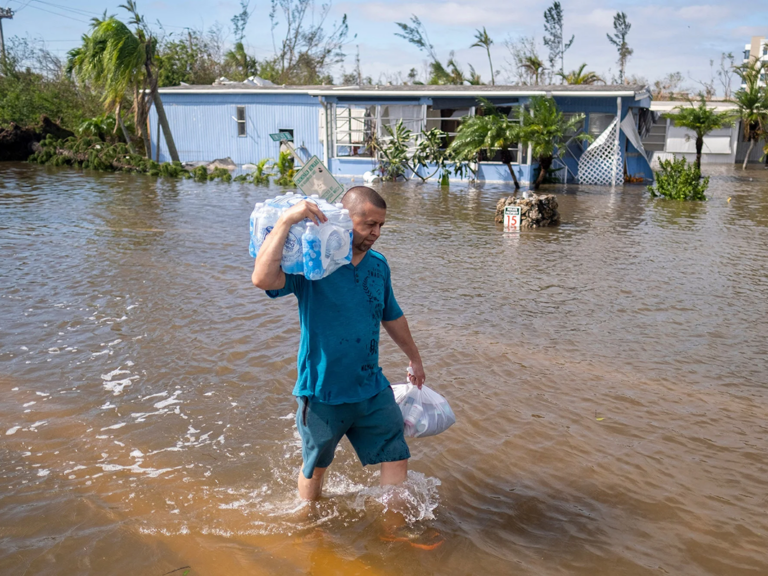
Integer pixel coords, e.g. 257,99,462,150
392,379,456,438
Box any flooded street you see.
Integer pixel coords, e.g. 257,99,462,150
1,161,767,575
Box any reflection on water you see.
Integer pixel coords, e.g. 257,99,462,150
1,161,768,575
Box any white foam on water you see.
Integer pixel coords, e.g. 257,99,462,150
278,413,294,420
142,391,167,401
130,449,144,458
11,387,19,391
98,462,181,478
37,469,50,477
29,420,47,430
154,391,182,409
100,423,126,431
107,339,122,346
100,402,116,410
48,348,60,354
6,426,20,436
20,346,28,351
101,369,131,381
22,402,36,407
126,305,137,310
130,410,168,422
351,471,441,525
92,350,110,357
104,377,138,395
35,392,50,397
64,465,86,474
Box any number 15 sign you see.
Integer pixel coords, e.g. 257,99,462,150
504,205,521,230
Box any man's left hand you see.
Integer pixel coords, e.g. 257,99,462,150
408,359,426,389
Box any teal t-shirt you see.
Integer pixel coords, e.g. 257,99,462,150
266,250,404,404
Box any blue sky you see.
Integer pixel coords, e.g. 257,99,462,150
4,0,766,93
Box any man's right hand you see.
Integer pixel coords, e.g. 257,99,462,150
280,200,329,227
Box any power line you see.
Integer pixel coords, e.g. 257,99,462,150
30,0,103,18
22,3,90,24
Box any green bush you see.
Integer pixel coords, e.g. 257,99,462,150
648,157,709,201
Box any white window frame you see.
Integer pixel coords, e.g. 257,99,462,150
235,106,246,137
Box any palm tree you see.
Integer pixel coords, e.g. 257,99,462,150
664,96,735,172
69,2,179,162
734,60,768,169
520,54,546,85
449,101,522,189
67,24,137,153
558,63,604,85
224,41,259,81
516,96,591,190
471,27,495,86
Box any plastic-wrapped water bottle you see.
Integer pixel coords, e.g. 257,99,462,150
281,223,305,274
339,209,354,262
249,202,264,257
302,223,324,280
256,205,280,247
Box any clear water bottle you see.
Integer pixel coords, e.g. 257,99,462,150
257,205,280,247
339,209,354,262
249,202,264,257
302,223,325,280
281,223,305,274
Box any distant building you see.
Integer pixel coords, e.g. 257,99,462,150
643,100,764,166
741,36,767,88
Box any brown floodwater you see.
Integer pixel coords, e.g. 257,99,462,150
1,161,767,575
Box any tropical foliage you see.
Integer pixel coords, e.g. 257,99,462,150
558,63,604,85
395,15,483,85
449,102,523,189
67,2,179,161
471,27,495,85
516,96,591,190
664,96,734,171
648,157,709,201
733,60,768,169
374,121,456,182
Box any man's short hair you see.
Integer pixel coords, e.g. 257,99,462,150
342,186,386,215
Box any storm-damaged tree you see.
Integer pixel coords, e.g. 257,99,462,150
505,36,547,85
224,0,259,80
264,0,350,85
395,15,483,85
67,1,179,161
606,12,632,84
471,27,495,85
543,1,574,82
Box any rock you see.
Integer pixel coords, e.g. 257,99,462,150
493,193,561,228
0,116,74,162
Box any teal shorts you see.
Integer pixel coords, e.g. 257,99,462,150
296,386,411,479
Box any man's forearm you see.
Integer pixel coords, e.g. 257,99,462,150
382,315,421,362
251,219,291,289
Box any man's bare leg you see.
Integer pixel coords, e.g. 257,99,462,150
298,466,327,500
380,459,408,485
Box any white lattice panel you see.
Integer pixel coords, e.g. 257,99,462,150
578,118,623,186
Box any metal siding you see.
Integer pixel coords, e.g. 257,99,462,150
150,94,322,164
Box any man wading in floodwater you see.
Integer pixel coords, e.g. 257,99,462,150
251,186,425,501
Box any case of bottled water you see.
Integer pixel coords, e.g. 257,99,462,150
249,194,353,280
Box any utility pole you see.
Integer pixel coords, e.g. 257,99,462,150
0,7,13,69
